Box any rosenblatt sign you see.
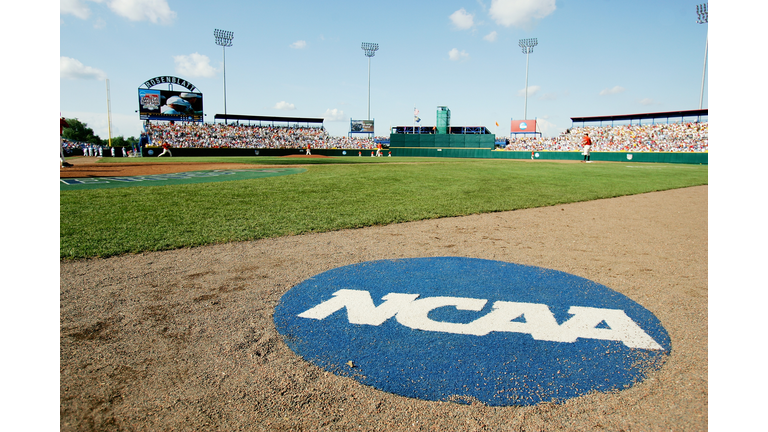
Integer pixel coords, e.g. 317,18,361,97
141,76,198,92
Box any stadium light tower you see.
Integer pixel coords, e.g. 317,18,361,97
361,42,379,121
214,29,234,124
519,38,538,120
696,4,708,110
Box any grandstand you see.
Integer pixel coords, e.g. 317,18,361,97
570,109,708,128
213,114,325,129
111,105,708,163
500,109,708,153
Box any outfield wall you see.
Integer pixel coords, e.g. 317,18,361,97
132,144,707,164
491,150,708,164
387,133,707,164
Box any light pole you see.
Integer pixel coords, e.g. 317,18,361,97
519,38,538,121
361,42,379,121
696,4,708,110
214,29,234,124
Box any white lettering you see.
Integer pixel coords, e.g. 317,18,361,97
557,306,663,350
464,301,564,340
297,289,419,325
395,296,487,334
297,290,663,350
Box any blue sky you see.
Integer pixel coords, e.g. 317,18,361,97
59,0,711,139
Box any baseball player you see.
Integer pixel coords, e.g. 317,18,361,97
582,133,593,163
158,141,172,157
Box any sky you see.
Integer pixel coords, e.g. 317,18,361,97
59,0,712,139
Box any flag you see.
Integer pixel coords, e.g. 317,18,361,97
415,116,421,123
495,122,499,127
414,108,420,116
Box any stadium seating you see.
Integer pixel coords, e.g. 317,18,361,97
501,122,707,153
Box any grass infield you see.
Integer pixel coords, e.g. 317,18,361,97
60,157,707,259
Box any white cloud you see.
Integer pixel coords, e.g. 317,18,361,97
273,101,296,111
600,86,626,96
489,0,557,28
323,109,345,122
483,31,498,42
517,85,540,97
450,8,475,30
61,0,175,25
534,116,564,137
173,53,216,78
61,0,98,19
449,48,470,61
290,40,307,49
106,0,176,25
60,56,107,80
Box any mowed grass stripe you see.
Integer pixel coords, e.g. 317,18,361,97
60,159,708,259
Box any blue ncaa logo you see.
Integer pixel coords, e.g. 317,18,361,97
274,257,670,406
519,122,528,130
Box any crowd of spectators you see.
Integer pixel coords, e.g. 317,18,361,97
61,139,144,157
70,121,707,154
146,122,381,150
62,139,105,157
500,122,708,153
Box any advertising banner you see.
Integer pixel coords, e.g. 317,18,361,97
139,89,204,122
510,119,537,133
351,120,374,133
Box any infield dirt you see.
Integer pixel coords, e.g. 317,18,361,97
60,161,707,431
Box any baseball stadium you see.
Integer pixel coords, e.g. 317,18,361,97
58,2,712,431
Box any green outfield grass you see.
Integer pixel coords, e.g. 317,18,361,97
60,158,708,259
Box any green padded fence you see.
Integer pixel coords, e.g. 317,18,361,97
491,150,708,164
305,148,707,164
388,134,495,150
385,134,706,164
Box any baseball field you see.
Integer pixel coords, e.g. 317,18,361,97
60,156,708,430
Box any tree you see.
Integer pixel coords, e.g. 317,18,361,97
109,136,139,147
62,118,102,146
110,136,128,147
125,136,139,147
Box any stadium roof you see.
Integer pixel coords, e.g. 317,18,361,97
213,114,325,125
571,109,707,125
